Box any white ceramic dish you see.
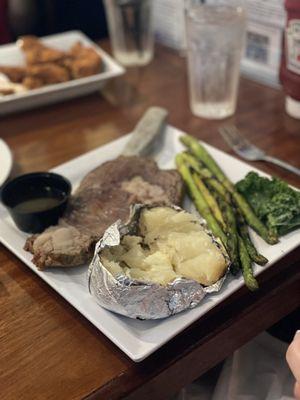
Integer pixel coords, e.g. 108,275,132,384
0,139,13,186
0,31,125,115
0,125,299,362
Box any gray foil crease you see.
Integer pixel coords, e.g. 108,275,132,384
88,204,230,320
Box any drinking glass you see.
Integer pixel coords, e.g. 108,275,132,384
185,0,246,119
104,0,154,67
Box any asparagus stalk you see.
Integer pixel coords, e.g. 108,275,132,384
181,135,230,185
205,178,231,204
217,195,240,274
182,151,232,203
180,134,278,245
233,191,278,244
192,173,226,229
175,154,228,246
208,175,268,267
238,235,259,291
236,210,268,266
181,152,212,179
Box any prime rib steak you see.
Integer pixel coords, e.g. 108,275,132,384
24,156,184,269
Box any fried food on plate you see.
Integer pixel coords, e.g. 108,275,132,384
0,66,26,83
18,35,40,50
0,87,15,95
18,35,66,65
22,76,44,89
0,72,27,96
64,42,102,78
1,35,104,94
26,63,70,84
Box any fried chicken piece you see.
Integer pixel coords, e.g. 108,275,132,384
18,35,67,65
22,76,44,89
26,46,66,65
0,79,27,95
0,87,15,95
0,66,26,83
64,42,102,78
0,38,102,95
26,63,70,85
18,35,40,49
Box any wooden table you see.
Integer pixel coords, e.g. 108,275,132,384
1,41,299,400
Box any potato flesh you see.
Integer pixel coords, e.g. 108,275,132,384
101,207,227,286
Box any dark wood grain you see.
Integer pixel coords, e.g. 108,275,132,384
0,41,299,400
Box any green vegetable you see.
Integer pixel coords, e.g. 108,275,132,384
180,134,278,244
238,235,259,291
217,194,240,274
236,171,300,236
181,152,212,179
192,173,226,229
205,178,231,203
235,209,268,266
175,154,228,246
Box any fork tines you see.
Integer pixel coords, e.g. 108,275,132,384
218,125,265,161
219,125,251,150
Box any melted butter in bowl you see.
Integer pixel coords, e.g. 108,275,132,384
1,172,71,233
13,195,65,214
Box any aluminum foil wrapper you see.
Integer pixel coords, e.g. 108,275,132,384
88,204,230,320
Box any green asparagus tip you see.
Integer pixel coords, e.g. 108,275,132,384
267,232,279,245
180,134,198,148
244,275,259,291
255,255,268,266
180,135,191,144
175,153,184,166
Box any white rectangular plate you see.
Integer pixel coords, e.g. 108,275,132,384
0,31,125,115
0,126,299,362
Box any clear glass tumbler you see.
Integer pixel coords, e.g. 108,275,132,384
104,0,154,67
185,0,246,119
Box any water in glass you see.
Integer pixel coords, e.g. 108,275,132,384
104,0,154,67
185,2,246,119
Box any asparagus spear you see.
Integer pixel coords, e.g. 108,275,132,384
236,210,268,266
192,172,226,229
180,134,278,245
217,194,240,274
181,152,212,179
175,154,228,246
181,153,231,202
205,178,231,204
233,191,278,244
181,135,232,187
238,235,259,291
205,179,264,265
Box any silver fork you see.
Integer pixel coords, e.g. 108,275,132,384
219,125,300,176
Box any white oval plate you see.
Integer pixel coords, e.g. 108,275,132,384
0,139,13,186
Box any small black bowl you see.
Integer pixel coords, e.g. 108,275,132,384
1,172,72,233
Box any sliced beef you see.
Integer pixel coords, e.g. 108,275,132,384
24,156,184,269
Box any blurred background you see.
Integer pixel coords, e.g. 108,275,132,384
0,0,285,88
0,0,108,43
